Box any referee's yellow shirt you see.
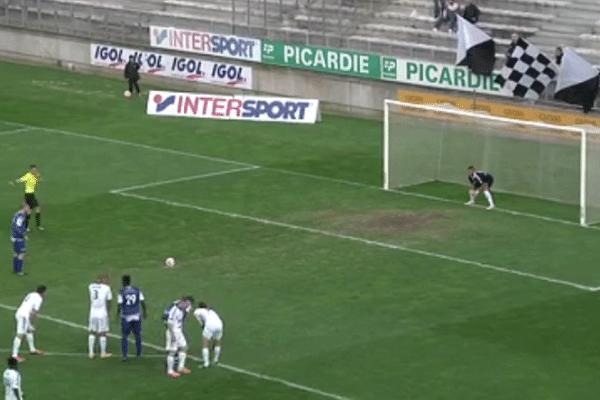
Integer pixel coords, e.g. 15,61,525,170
19,172,38,193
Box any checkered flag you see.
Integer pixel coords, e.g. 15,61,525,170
495,38,558,99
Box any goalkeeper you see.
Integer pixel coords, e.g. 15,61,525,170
465,166,495,210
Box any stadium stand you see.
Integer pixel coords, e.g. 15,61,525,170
1,0,600,67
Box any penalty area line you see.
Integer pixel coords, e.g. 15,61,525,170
0,120,254,168
0,349,167,358
0,119,594,231
0,303,352,400
0,127,32,135
110,166,260,193
111,191,597,292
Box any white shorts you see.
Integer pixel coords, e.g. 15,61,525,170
88,313,109,333
15,314,31,335
165,328,187,351
202,322,223,340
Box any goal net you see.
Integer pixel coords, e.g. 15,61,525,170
383,100,600,226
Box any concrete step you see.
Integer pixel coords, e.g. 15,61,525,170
540,22,589,35
533,31,580,47
379,6,553,28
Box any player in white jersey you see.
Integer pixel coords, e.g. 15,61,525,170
164,296,193,378
88,273,113,359
12,286,46,362
193,302,223,368
3,357,22,400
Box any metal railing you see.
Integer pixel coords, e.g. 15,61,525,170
0,0,460,62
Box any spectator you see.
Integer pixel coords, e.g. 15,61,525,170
462,2,480,24
555,47,563,65
433,0,444,19
506,33,520,57
433,0,460,32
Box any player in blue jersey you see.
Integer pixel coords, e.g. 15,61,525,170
10,205,30,275
116,275,146,361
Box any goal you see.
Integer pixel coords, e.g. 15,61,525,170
383,99,600,226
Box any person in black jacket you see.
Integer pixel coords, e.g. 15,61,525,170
433,0,444,19
433,0,460,32
506,33,520,58
124,56,141,95
462,2,480,23
555,47,563,65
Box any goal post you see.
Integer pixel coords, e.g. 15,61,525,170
383,99,600,226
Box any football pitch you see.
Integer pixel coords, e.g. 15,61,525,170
2,60,600,400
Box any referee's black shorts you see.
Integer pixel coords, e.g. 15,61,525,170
24,193,39,209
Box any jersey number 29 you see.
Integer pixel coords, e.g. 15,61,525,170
125,294,137,305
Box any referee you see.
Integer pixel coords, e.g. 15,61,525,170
9,164,44,230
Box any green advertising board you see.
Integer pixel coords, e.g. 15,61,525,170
261,39,381,79
380,57,507,96
260,39,508,97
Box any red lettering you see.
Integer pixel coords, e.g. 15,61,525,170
226,99,242,117
192,33,201,50
186,31,194,49
212,98,225,117
183,97,199,115
199,97,212,115
202,34,211,52
173,30,184,49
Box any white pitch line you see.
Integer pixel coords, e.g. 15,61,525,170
112,191,596,292
265,168,600,231
0,349,166,358
110,166,260,194
1,119,597,230
0,121,253,168
0,127,31,135
0,303,351,400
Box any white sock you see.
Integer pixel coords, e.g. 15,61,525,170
177,351,187,371
167,354,175,374
88,334,95,356
100,336,107,355
202,348,210,367
484,191,494,206
12,337,21,357
26,333,36,352
213,346,221,363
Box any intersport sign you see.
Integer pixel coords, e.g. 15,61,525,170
150,26,261,62
147,91,320,123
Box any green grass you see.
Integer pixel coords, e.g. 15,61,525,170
1,60,599,400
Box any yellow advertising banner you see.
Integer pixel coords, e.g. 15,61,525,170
397,91,600,128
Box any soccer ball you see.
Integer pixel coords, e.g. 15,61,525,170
165,257,176,268
123,90,132,98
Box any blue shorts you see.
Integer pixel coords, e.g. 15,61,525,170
12,238,26,254
121,319,142,337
